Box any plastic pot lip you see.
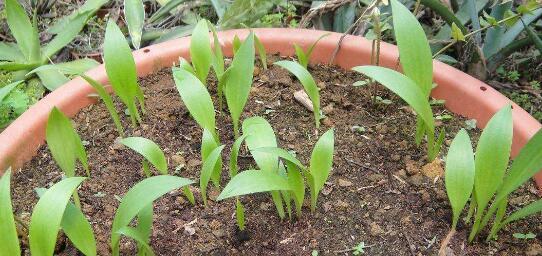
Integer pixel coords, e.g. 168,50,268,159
0,28,540,187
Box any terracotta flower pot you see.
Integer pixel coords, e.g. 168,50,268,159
0,28,540,188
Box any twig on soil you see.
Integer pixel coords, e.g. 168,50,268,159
438,228,456,256
402,230,417,256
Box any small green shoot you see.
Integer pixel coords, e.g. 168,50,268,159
293,33,330,68
110,175,194,256
513,232,536,240
200,143,225,205
274,61,321,128
46,107,90,179
103,20,146,126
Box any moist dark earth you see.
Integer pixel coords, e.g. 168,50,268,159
10,56,542,255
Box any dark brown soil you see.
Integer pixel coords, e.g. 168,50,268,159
11,56,542,255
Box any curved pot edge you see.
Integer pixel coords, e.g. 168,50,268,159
1,28,540,188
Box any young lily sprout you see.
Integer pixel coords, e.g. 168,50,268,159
190,19,214,84
103,20,146,127
293,33,330,68
30,177,96,256
274,60,322,128
110,175,194,256
352,0,444,161
0,170,21,256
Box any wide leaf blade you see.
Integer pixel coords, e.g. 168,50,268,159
217,170,291,200
241,116,278,173
46,107,79,176
61,202,97,256
0,81,23,103
190,19,213,83
252,147,306,170
42,10,91,59
29,177,87,256
121,137,168,174
5,0,41,61
309,129,334,195
0,170,20,256
445,129,475,228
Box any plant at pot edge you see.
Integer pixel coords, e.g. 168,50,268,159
440,105,542,253
1,170,97,256
352,0,445,162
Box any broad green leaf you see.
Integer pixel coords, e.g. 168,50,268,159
229,134,248,177
254,35,268,70
235,198,245,230
0,81,23,103
501,9,542,47
501,199,542,227
46,107,89,177
28,58,100,76
48,0,109,34
333,1,356,32
121,137,168,174
391,0,433,95
274,60,321,127
81,75,124,136
5,0,41,62
61,202,97,256
0,170,20,256
224,33,255,137
242,117,278,172
0,62,41,72
124,0,145,49
308,128,334,211
111,175,194,256
252,147,306,170
286,162,305,216
483,2,512,58
173,68,216,133
116,226,156,256
495,129,542,203
445,129,475,228
352,66,435,133
217,170,291,200
36,69,70,91
200,145,225,205
474,105,513,212
0,42,24,62
104,20,145,125
190,19,213,83
201,128,221,186
134,204,153,254
42,11,92,59
29,177,87,256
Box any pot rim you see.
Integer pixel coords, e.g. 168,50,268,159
1,28,540,188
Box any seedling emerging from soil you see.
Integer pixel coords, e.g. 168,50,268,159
80,75,124,136
274,61,321,128
104,20,146,127
352,0,444,161
0,170,21,256
293,33,330,68
121,136,195,204
441,105,542,251
111,175,194,256
30,177,96,256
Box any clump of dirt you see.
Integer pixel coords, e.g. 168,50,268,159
10,56,542,255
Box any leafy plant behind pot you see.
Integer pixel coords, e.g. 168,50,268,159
110,175,194,256
353,0,444,161
29,177,97,256
104,20,146,127
274,60,321,128
2,0,102,90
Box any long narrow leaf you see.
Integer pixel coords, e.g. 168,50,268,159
241,117,278,172
0,170,20,256
124,0,145,49
501,199,542,227
217,170,291,200
200,145,225,205
0,81,23,103
523,20,542,53
190,19,213,83
116,226,156,256
274,60,321,127
48,0,109,34
229,134,248,177
308,128,334,211
121,137,168,174
29,177,87,256
201,128,221,186
42,10,92,60
5,0,41,61
111,175,194,256
500,9,542,52
61,203,97,256
482,2,512,58
28,59,100,77
0,42,24,62
36,69,70,91
81,75,124,136
445,129,475,228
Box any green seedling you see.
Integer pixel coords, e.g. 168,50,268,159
103,20,146,127
0,170,20,256
200,141,225,205
30,177,96,256
80,75,124,136
121,136,195,205
442,105,542,247
274,61,321,128
46,107,89,209
352,0,444,161
1,0,103,90
293,33,330,68
124,0,145,49
254,35,268,70
111,175,194,256
190,19,214,83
